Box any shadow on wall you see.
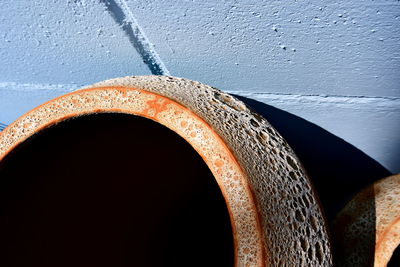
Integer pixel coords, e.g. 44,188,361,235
236,95,395,265
234,95,392,222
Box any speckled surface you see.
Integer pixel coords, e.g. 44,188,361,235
0,76,333,266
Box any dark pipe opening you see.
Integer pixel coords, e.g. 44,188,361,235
0,113,234,267
388,244,400,267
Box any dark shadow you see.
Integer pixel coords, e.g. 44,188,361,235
234,95,391,221
235,95,389,266
331,186,376,267
388,244,400,266
0,113,233,267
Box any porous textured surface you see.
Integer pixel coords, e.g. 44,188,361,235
332,185,376,266
0,76,333,266
333,173,400,267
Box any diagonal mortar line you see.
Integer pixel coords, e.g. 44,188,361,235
100,0,170,75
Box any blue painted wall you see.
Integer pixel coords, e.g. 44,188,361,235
0,0,399,173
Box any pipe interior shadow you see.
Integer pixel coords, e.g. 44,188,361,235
0,113,234,267
388,244,400,266
235,95,391,221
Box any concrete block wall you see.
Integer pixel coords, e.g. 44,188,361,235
1,0,399,173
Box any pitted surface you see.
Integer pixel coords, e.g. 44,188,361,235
89,76,333,266
0,76,333,266
334,174,400,267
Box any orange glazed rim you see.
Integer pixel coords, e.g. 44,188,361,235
0,85,265,267
0,76,333,266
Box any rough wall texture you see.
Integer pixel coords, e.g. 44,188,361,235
0,0,399,172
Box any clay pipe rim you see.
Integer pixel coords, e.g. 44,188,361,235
0,86,265,267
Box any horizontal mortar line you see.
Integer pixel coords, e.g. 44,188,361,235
1,88,399,129
226,91,400,101
0,82,79,91
1,82,399,103
226,90,400,107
